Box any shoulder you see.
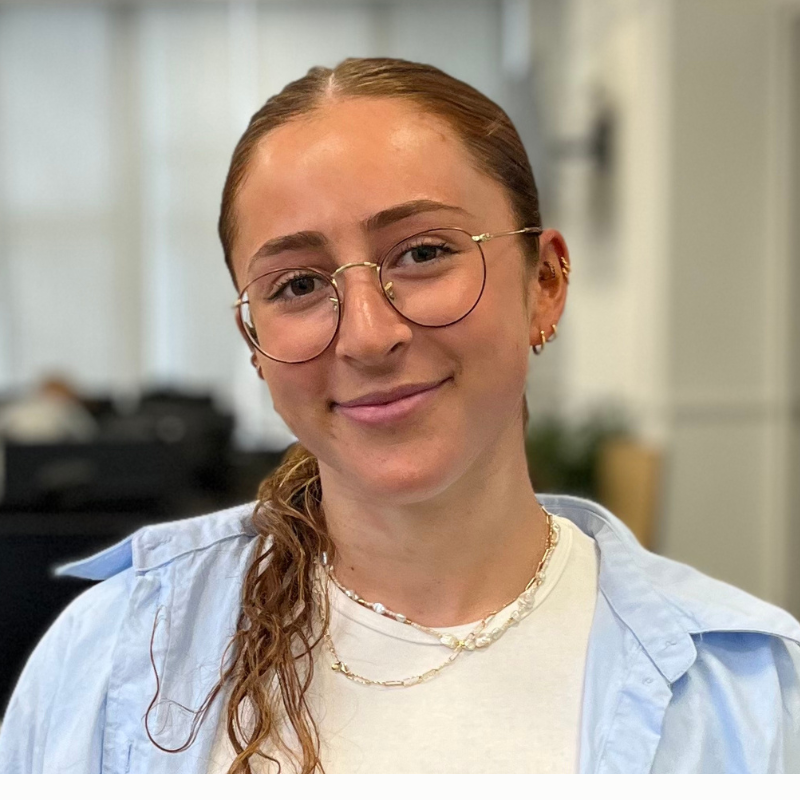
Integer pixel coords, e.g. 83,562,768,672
543,493,800,645
0,568,133,772
0,503,260,773
57,501,259,580
545,496,800,771
655,628,800,771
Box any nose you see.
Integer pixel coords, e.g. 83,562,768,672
332,263,413,364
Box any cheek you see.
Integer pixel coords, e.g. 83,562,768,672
261,361,328,433
471,332,529,416
466,281,531,392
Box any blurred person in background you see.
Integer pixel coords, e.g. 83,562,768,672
1,58,799,774
0,376,97,444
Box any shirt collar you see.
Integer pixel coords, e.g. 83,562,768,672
541,494,800,684
542,494,697,684
58,492,800,687
56,502,257,579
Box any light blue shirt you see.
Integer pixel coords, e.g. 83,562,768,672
1,495,799,773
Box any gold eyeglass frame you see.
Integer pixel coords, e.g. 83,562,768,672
234,225,543,364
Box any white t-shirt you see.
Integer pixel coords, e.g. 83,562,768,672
208,515,599,773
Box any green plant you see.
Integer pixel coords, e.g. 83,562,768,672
526,411,629,498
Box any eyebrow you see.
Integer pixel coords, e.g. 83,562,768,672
246,199,468,275
248,230,327,263
363,199,467,231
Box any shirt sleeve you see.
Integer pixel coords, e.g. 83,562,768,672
0,569,132,773
653,632,800,773
774,638,800,772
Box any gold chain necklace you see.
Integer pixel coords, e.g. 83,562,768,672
317,511,560,688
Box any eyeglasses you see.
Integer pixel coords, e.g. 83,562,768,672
234,226,543,364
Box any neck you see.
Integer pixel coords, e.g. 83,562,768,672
318,428,549,628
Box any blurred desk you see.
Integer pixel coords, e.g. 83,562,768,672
1,441,187,511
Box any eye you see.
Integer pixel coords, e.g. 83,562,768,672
407,244,442,263
390,239,454,270
284,276,315,297
267,271,328,302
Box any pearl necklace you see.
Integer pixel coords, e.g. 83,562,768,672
317,511,559,688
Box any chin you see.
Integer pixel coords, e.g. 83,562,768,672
320,440,468,506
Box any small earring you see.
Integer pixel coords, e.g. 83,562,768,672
532,330,547,355
250,353,263,379
548,323,558,342
542,260,557,280
559,256,571,282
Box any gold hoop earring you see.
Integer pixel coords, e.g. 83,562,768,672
559,257,571,282
532,330,547,355
548,323,558,342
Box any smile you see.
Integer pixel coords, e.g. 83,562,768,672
333,379,450,425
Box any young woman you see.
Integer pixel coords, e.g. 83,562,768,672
2,58,799,774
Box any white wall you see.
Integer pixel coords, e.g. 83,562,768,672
661,0,779,600
549,0,800,612
551,0,672,443
790,12,800,617
0,0,528,449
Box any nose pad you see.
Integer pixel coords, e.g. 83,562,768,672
383,281,396,301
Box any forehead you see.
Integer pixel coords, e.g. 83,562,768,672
231,96,514,270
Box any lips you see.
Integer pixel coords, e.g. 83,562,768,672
333,378,450,425
335,380,447,409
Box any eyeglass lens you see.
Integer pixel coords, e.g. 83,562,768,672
239,228,485,363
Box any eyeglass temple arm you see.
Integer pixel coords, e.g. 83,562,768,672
472,226,543,243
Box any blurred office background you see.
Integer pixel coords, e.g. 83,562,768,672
1,0,800,704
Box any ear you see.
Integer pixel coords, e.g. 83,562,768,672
527,229,570,349
234,307,265,381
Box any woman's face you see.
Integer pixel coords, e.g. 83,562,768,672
231,97,563,504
